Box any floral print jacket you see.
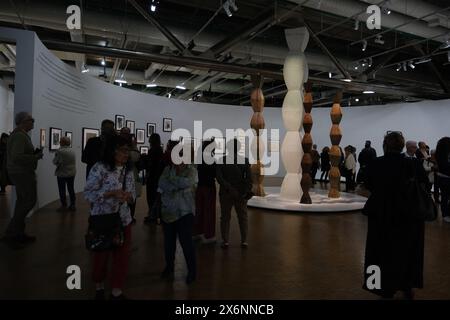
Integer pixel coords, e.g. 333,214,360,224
158,164,198,224
84,162,136,226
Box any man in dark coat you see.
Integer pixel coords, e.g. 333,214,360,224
357,140,377,184
81,119,116,179
363,132,428,299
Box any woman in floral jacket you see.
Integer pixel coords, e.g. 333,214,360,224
84,136,136,300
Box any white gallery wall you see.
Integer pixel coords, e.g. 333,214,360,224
0,79,14,134
2,27,450,209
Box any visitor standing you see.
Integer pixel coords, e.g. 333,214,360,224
320,146,330,183
2,112,42,246
363,131,427,299
357,140,377,185
344,146,356,192
405,140,418,158
436,137,450,223
84,136,136,300
216,139,253,249
52,136,76,211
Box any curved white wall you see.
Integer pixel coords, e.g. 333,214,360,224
2,27,450,208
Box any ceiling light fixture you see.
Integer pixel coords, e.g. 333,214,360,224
149,0,159,12
361,39,367,51
396,64,401,72
355,98,359,102
368,57,373,67
176,85,187,90
342,79,352,82
167,93,172,98
363,90,375,94
223,0,238,17
115,79,127,84
408,60,415,69
146,83,157,87
328,72,332,78
101,58,106,66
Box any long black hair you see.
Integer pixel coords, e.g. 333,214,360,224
101,135,131,171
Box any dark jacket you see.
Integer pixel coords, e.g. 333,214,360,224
7,129,38,175
143,146,164,188
436,152,450,177
216,155,252,197
358,147,377,167
82,136,104,177
363,153,427,296
197,162,216,188
320,151,330,171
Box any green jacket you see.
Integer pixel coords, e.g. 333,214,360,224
7,129,38,175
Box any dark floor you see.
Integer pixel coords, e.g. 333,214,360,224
1,182,449,300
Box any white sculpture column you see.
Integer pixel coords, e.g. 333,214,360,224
280,27,309,201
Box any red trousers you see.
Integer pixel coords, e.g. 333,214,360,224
92,224,132,289
194,185,216,239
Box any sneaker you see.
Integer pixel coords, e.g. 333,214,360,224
443,216,450,223
220,242,229,249
241,242,248,248
94,289,105,301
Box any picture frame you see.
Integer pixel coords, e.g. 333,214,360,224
136,129,145,144
147,123,156,137
125,120,135,133
140,146,149,155
115,115,125,130
65,131,73,148
40,129,46,148
49,127,62,151
82,127,100,150
163,118,172,132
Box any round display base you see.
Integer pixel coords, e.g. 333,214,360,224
247,187,367,213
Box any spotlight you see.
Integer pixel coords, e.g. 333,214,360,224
368,58,373,67
167,93,172,98
363,90,375,94
342,79,352,82
361,40,367,52
176,85,186,90
374,35,385,45
146,83,157,88
408,61,415,69
382,6,391,15
396,64,401,72
149,0,159,13
355,98,359,102
328,72,332,79
115,79,127,84
101,58,106,66
223,0,238,17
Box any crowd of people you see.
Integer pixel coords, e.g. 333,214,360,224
1,112,450,300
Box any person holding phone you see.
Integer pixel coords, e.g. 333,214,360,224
1,112,42,247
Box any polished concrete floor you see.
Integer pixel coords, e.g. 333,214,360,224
1,182,450,300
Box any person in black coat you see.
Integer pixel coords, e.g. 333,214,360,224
319,146,330,183
363,131,428,299
357,140,377,184
436,137,450,223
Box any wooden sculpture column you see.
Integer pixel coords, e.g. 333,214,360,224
300,81,313,204
250,75,265,196
280,27,309,201
328,92,343,198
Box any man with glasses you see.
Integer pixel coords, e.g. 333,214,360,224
2,112,43,246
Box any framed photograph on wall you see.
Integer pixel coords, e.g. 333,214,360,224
140,146,149,155
163,118,172,132
49,127,62,151
136,129,145,144
65,131,73,147
147,123,156,137
40,129,46,148
115,115,125,130
82,128,100,150
126,120,135,133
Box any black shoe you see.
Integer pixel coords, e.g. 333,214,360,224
161,267,174,279
94,289,105,300
186,273,196,285
110,293,128,300
16,234,36,244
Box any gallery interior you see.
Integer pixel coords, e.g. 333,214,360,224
0,0,450,300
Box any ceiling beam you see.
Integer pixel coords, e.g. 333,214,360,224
414,45,450,94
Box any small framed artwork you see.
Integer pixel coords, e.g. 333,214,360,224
49,127,62,151
140,146,149,155
147,123,156,137
136,129,145,144
115,115,125,130
65,131,73,147
82,128,100,150
39,129,46,148
126,120,135,133
163,118,172,132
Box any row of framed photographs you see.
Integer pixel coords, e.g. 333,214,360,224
115,115,172,135
40,128,73,151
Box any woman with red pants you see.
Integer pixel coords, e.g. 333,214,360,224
84,136,136,300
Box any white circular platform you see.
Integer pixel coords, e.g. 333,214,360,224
247,187,367,213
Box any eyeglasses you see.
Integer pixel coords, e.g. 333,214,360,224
386,130,403,136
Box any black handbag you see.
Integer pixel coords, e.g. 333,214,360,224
85,169,127,251
404,159,437,222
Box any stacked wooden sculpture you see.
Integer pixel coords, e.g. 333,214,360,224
328,92,343,198
300,81,313,204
